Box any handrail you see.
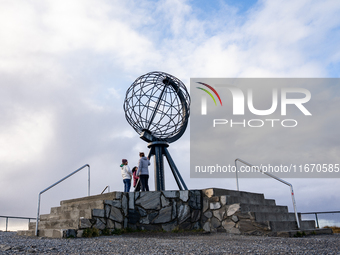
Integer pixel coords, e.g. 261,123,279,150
300,210,340,214
0,216,35,232
35,164,90,236
101,185,110,194
299,211,340,228
235,158,300,229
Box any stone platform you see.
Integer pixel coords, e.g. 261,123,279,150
17,188,332,238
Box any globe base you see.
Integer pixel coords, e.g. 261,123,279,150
133,141,187,191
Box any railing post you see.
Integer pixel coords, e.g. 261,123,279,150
35,193,41,236
35,164,90,236
101,185,111,195
88,165,90,196
315,213,319,228
234,159,239,191
290,185,300,229
235,158,300,229
5,217,8,232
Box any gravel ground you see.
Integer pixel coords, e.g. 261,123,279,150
0,231,339,254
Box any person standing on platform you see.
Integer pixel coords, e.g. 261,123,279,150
132,166,140,191
120,159,132,192
137,152,150,191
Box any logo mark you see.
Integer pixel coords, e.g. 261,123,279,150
196,82,222,106
196,82,222,115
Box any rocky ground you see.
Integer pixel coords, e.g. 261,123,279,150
0,231,339,254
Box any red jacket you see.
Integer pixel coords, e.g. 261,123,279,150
133,171,139,187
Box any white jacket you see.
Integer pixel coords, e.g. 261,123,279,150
121,165,132,179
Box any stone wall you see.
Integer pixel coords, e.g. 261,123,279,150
18,188,321,238
78,189,275,235
80,190,202,232
201,189,271,235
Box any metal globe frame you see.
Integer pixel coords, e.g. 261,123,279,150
124,71,190,143
123,71,190,191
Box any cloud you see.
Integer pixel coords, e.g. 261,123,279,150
0,109,53,165
0,0,339,226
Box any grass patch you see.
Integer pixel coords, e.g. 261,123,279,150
294,231,306,237
111,228,126,235
324,226,340,233
101,228,111,236
111,228,147,235
172,227,204,233
82,228,100,238
82,227,204,237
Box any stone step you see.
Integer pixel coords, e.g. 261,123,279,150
39,229,64,238
40,214,52,221
269,220,315,232
226,195,276,206
42,209,92,221
300,220,316,230
29,222,37,230
45,193,119,220
17,230,35,237
204,188,265,200
255,212,296,222
29,219,79,230
17,229,71,238
60,192,120,206
60,200,105,212
275,228,333,237
240,204,288,213
50,206,62,215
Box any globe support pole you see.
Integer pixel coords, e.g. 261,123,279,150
163,147,188,190
154,145,165,191
148,141,167,191
147,141,187,191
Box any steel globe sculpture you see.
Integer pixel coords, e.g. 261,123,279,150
124,71,190,143
124,71,190,191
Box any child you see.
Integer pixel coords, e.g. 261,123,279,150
132,166,140,191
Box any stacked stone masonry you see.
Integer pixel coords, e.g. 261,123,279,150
85,190,202,233
18,188,327,238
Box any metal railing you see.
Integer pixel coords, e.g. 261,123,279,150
101,185,110,194
0,216,35,232
235,158,300,229
35,164,90,236
299,211,340,228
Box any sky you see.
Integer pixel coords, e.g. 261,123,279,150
1,0,340,230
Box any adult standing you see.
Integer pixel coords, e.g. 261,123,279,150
136,152,150,191
120,159,132,192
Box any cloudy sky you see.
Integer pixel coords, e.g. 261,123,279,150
1,0,340,229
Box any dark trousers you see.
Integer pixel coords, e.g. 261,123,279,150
140,175,149,191
134,179,141,191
